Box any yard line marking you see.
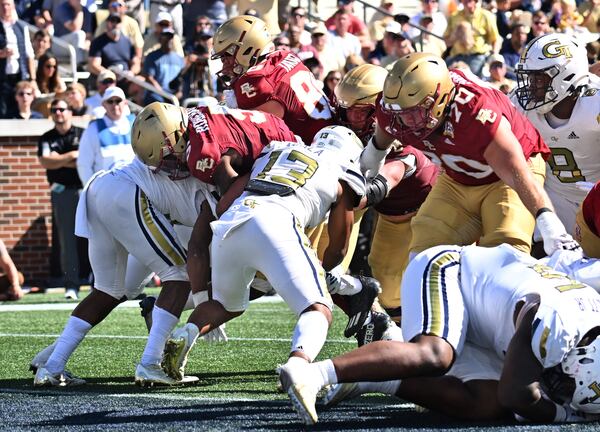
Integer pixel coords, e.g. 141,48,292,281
0,296,285,312
0,332,356,344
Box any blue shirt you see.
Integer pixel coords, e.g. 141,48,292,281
143,49,184,103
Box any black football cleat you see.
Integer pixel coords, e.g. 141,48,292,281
139,295,156,333
355,311,403,347
344,276,380,338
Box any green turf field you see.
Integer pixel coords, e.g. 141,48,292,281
1,292,599,431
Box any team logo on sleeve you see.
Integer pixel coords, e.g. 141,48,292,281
195,158,215,172
475,109,497,125
240,83,257,98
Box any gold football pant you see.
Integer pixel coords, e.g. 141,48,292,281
410,154,546,255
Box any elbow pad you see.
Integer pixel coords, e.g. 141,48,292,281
365,174,389,207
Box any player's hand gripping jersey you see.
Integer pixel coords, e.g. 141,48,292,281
232,50,334,145
376,69,549,186
186,105,298,183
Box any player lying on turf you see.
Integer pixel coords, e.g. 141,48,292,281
159,127,372,382
279,243,600,425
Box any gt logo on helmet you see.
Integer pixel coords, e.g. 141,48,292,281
542,40,572,59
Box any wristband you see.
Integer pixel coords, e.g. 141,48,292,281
535,207,553,218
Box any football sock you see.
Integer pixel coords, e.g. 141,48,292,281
291,310,328,362
336,275,363,296
313,359,338,388
361,379,402,395
140,306,179,366
45,316,92,375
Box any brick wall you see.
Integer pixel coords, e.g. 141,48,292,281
0,137,53,285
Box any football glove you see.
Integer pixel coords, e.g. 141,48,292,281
537,210,582,256
202,324,228,343
360,137,391,179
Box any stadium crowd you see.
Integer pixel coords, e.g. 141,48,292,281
2,0,600,427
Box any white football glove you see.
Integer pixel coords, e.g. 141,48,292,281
202,323,228,343
360,137,391,179
223,89,238,108
537,210,582,256
575,181,595,193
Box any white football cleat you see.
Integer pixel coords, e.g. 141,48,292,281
30,341,57,374
33,367,86,387
322,382,365,406
134,363,177,387
162,323,199,381
277,361,321,425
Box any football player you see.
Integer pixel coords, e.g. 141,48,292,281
159,126,367,382
32,154,218,387
358,52,577,257
575,180,600,258
333,64,440,324
514,33,600,239
279,243,600,425
210,15,335,145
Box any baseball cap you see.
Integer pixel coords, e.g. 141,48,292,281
311,22,329,36
385,21,409,39
155,11,172,24
102,86,126,102
487,53,505,66
97,69,117,82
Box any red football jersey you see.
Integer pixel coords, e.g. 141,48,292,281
186,106,297,184
375,145,439,216
582,181,600,236
375,69,550,186
233,50,334,145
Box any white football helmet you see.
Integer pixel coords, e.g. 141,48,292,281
311,126,363,166
561,335,600,413
515,33,589,114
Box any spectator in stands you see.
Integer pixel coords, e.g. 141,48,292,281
303,56,323,81
143,11,183,58
380,22,414,68
500,23,529,79
148,0,183,37
84,69,116,118
274,34,290,50
495,0,512,38
32,29,51,66
169,37,216,101
552,0,584,32
288,24,318,61
368,0,396,42
36,0,60,33
580,0,600,33
409,0,447,39
143,27,183,104
182,2,225,40
35,53,66,96
322,69,342,101
124,0,145,34
444,0,501,76
310,22,345,78
412,15,447,57
326,0,370,49
38,98,84,300
52,0,88,64
368,23,395,65
0,0,35,118
283,6,312,45
329,9,362,60
0,239,24,301
64,82,89,117
10,79,44,118
77,86,135,184
184,15,213,53
95,0,143,57
88,13,140,75
485,53,515,93
528,11,552,42
127,75,146,106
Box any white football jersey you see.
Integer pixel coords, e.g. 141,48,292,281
517,89,600,223
112,157,217,226
231,141,365,229
459,244,600,368
542,250,600,293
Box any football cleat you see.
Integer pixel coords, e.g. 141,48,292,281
139,295,156,332
134,363,178,387
344,275,381,337
162,323,199,381
277,361,320,425
30,341,57,374
33,367,86,387
356,311,403,347
322,382,365,407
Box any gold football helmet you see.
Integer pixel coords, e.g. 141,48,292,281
131,102,190,180
382,53,455,137
333,64,388,140
211,15,274,82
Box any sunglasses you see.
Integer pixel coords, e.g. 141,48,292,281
45,64,57,69
276,42,290,46
533,21,547,25
51,107,69,113
158,21,171,27
105,98,123,105
17,91,33,96
328,76,341,81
